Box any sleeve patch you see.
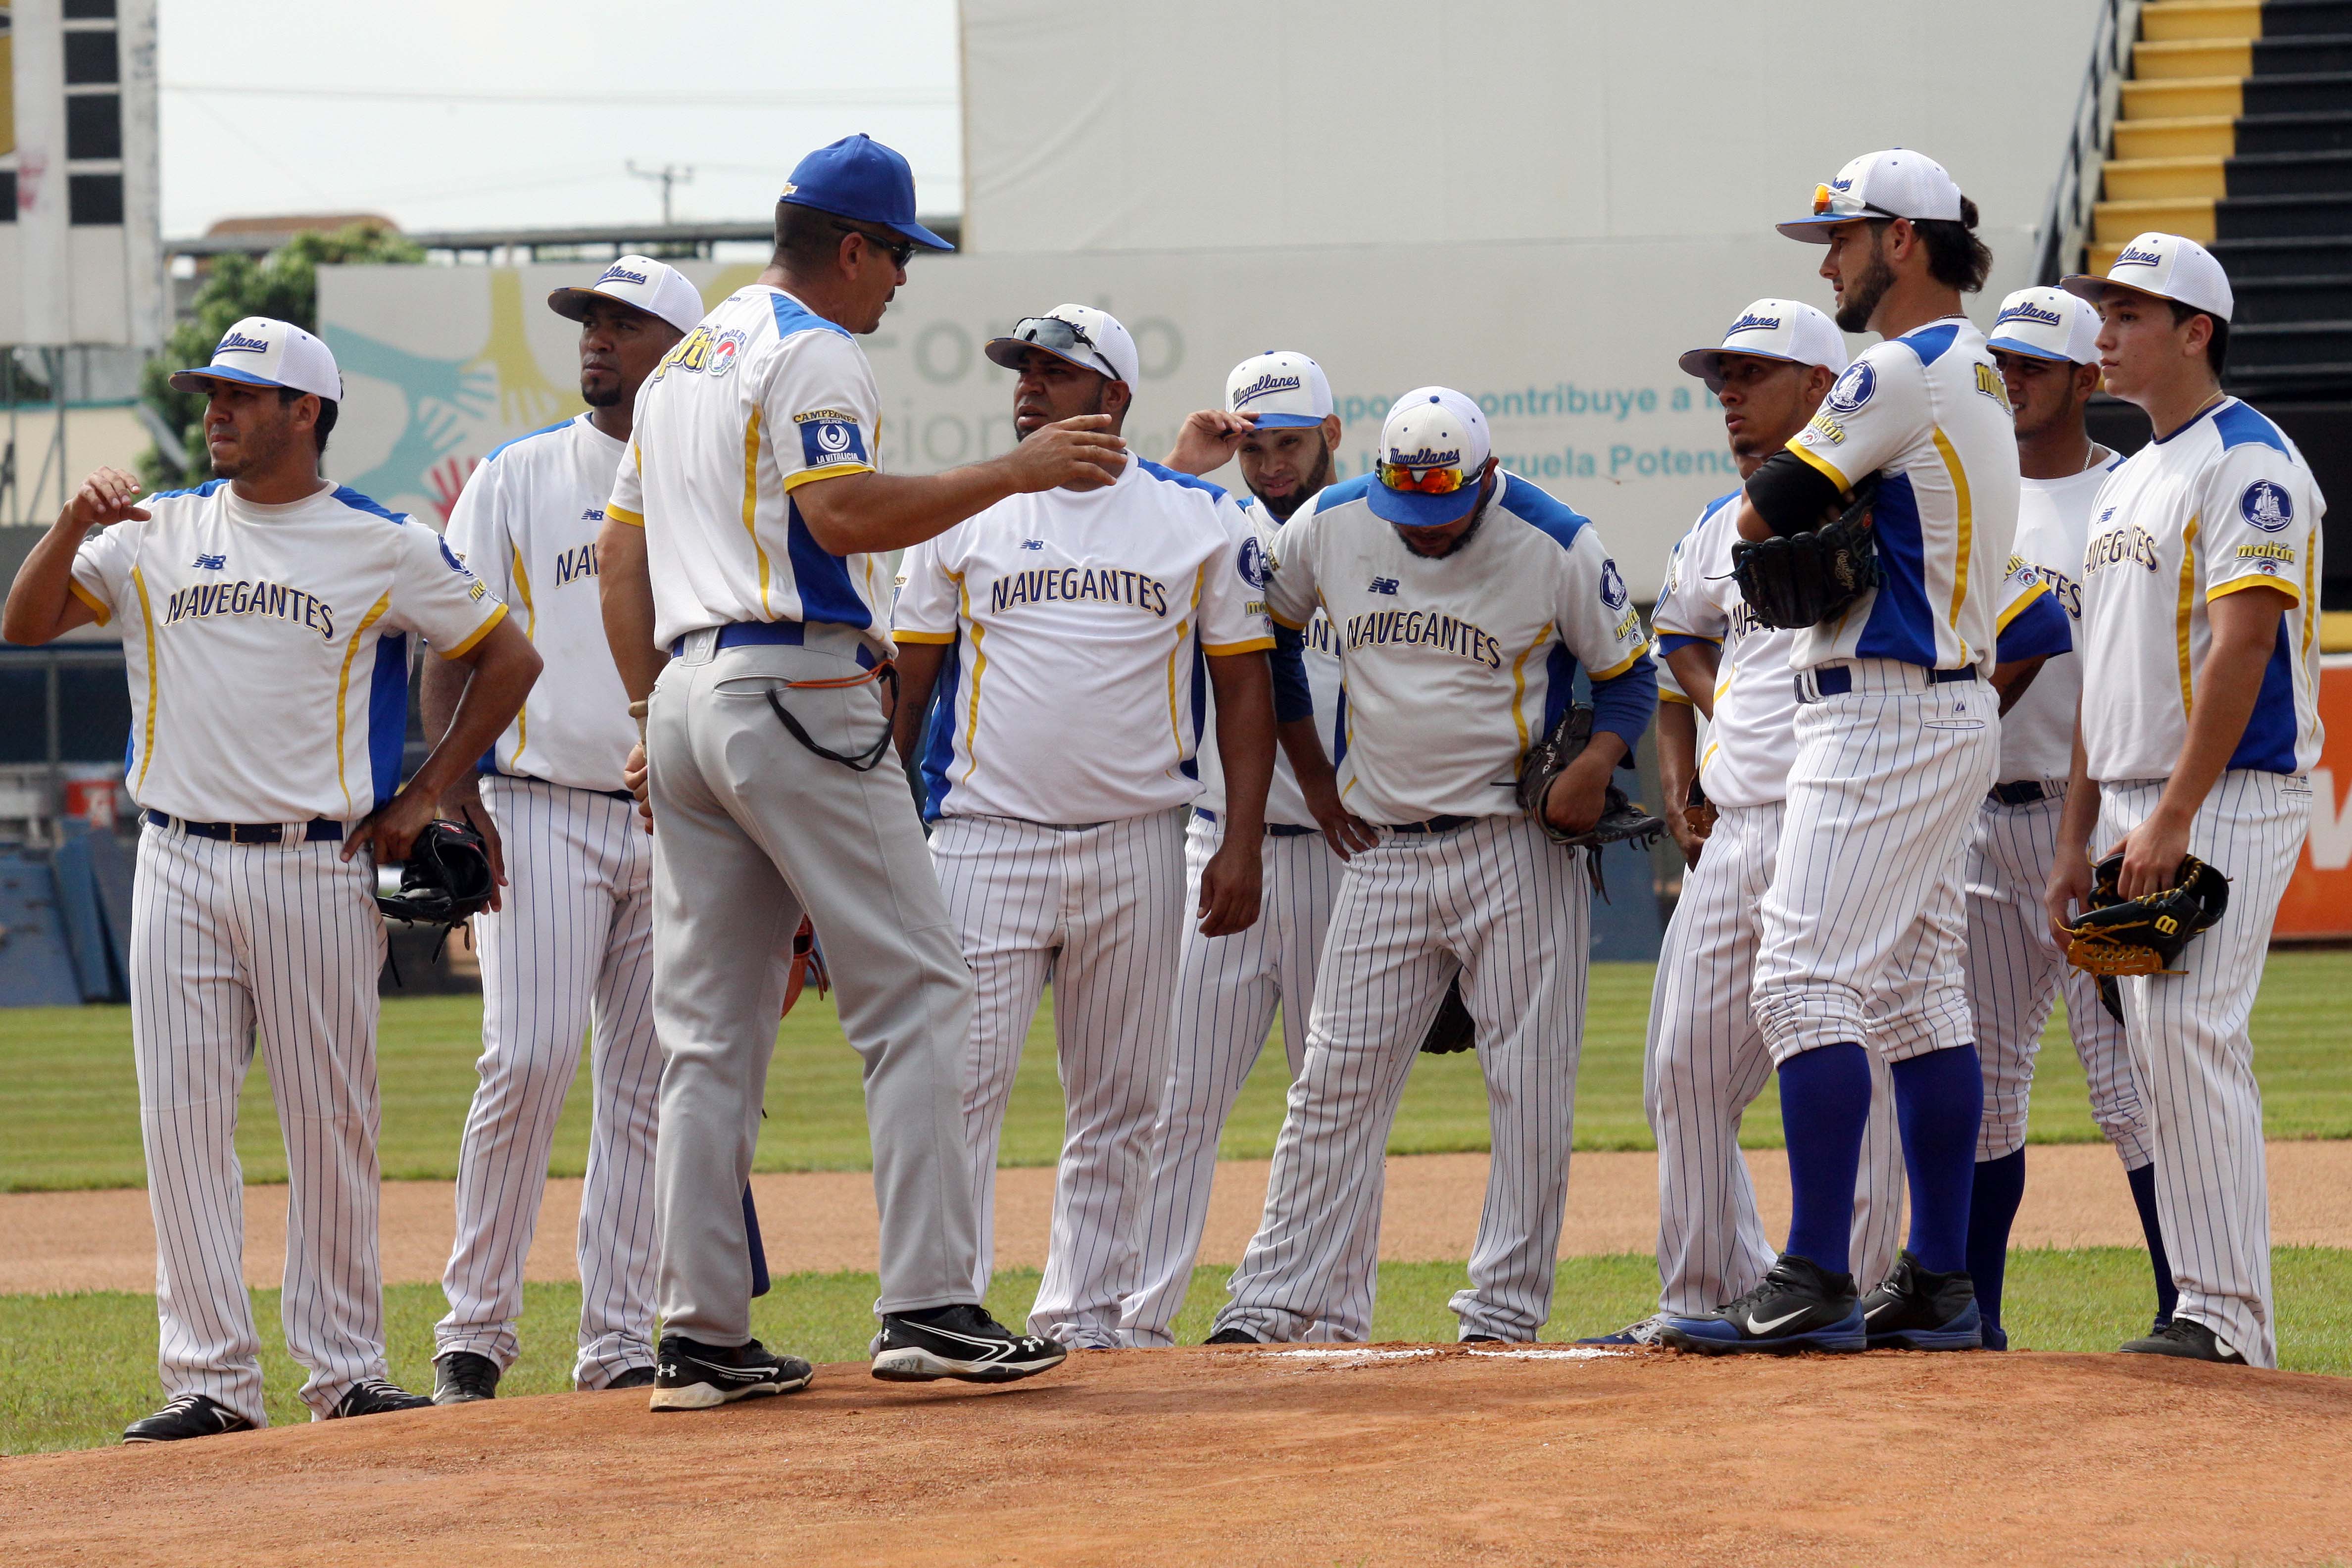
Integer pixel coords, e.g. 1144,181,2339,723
2241,480,2294,533
1824,360,1875,414
796,412,870,468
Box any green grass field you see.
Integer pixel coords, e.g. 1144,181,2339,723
7,1247,2349,1455
4,952,2347,1191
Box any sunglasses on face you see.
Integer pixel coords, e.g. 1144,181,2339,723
834,223,917,267
1376,460,1472,496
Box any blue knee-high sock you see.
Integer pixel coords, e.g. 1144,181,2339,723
1966,1149,2027,1328
2125,1162,2180,1325
1777,1043,1874,1277
1890,1045,1984,1275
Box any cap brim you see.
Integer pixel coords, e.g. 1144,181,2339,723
1678,346,1810,380
984,338,1119,381
169,365,296,394
778,195,953,251
548,285,667,325
1244,412,1327,428
1985,336,2078,363
895,219,954,252
1774,214,1864,243
1364,480,1481,528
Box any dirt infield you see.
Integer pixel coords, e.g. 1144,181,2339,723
4,1347,2346,1566
10,1141,2352,1295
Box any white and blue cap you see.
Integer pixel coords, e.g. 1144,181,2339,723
1677,298,1849,385
2061,231,2234,322
548,254,706,336
1225,350,1333,429
1987,286,2102,364
1776,149,1964,242
984,303,1141,387
1367,387,1491,528
169,316,342,402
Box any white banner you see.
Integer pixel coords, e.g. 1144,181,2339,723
322,232,2042,597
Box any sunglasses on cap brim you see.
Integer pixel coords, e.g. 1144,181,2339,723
1809,186,1908,223
1006,316,1119,377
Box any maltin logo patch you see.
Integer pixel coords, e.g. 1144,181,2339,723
794,410,870,468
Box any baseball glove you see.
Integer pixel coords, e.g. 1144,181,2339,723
1420,977,1475,1055
376,818,495,928
1730,473,1880,630
1683,775,1717,841
1518,704,1666,899
780,916,831,1018
2062,852,2230,978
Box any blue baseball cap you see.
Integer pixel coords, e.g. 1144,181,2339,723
780,134,952,252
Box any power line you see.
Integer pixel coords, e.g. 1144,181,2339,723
161,81,955,109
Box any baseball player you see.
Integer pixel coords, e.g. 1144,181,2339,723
1120,352,1369,1348
597,137,1115,1407
2047,234,2326,1368
1207,386,1658,1345
1,319,539,1439
1658,150,2020,1354
1964,285,2174,1351
1590,300,1910,1345
425,258,704,1403
891,306,1279,1349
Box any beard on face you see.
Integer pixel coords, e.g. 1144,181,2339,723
1835,239,1897,334
582,380,624,409
1018,378,1106,438
1252,439,1333,521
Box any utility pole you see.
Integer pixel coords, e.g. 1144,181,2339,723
626,161,694,227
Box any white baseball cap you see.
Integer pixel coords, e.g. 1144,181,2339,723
548,254,706,336
2061,232,2235,322
985,303,1140,387
1678,298,1849,384
1367,387,1491,528
169,316,342,402
1225,350,1333,429
1777,149,1964,242
1987,286,2102,364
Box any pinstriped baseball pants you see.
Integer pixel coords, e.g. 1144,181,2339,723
931,807,1191,1348
1214,812,1588,1344
436,776,662,1388
1646,801,1907,1315
1122,814,1350,1347
130,822,389,1425
2095,770,2310,1369
1964,788,2151,1167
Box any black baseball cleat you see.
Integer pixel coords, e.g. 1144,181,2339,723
1203,1326,1262,1345
872,1304,1069,1383
2120,1318,2247,1365
1654,1254,1865,1355
123,1392,255,1443
1461,1334,1502,1344
331,1378,435,1418
649,1335,814,1410
1860,1250,1983,1351
432,1350,500,1405
601,1366,657,1391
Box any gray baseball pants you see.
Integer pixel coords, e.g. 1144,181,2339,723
647,624,981,1345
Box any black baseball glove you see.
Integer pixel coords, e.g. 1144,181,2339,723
1516,703,1665,900
1730,473,1880,630
377,818,496,928
2063,852,2230,978
1420,977,1475,1055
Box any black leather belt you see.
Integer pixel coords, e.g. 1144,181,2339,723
1990,780,2054,806
672,619,879,668
1387,814,1474,835
143,809,343,843
1194,807,1320,838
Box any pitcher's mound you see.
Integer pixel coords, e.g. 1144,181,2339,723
8,1345,2348,1566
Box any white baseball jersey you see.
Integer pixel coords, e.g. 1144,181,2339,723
1651,487,2056,807
444,414,637,792
1197,500,1346,828
2078,397,2326,782
70,479,504,824
894,457,1274,824
1651,491,1802,808
1999,456,2119,782
1262,470,1651,825
1785,316,2022,673
606,285,896,656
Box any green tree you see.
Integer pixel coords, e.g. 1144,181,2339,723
139,222,425,490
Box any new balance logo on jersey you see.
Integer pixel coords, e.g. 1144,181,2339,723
193,553,227,570
581,508,604,523
1021,539,1045,550
1369,577,1399,595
